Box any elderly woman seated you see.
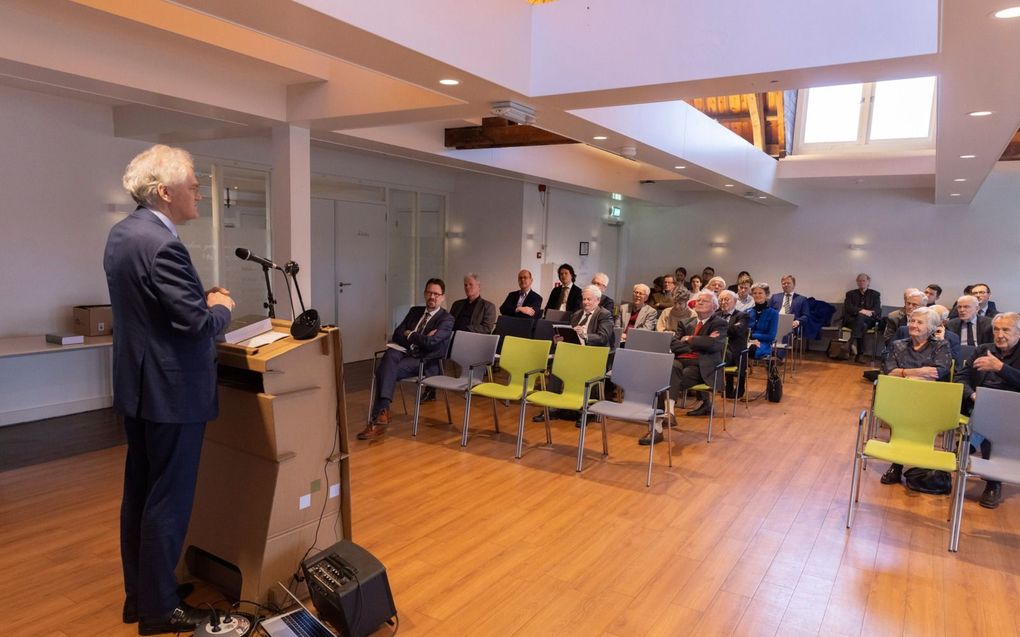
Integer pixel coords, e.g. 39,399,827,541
879,306,954,486
656,286,694,332
746,282,779,359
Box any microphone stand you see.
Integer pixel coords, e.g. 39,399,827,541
261,265,277,318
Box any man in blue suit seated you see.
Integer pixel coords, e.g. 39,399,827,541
769,274,808,359
105,145,235,635
359,278,454,440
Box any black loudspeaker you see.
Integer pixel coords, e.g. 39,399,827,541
301,540,396,637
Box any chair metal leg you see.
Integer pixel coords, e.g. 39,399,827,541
645,415,655,487
515,399,528,459
411,380,424,437
600,413,609,458
847,451,863,528
949,469,968,551
460,388,473,447
576,409,588,472
543,407,552,445
443,390,453,425
491,397,500,433
399,382,408,414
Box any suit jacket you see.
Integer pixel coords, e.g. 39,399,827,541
616,303,658,331
500,289,543,317
883,309,908,344
949,300,998,320
946,316,994,346
598,294,616,317
842,288,882,324
670,314,727,386
545,283,582,313
570,306,615,349
391,306,455,361
958,343,1020,412
747,306,779,358
716,310,750,365
103,208,231,423
450,296,497,333
769,292,808,324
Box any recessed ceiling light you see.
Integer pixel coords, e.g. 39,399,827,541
953,178,967,182
674,165,686,170
950,193,961,197
968,110,993,117
758,196,767,199
723,184,734,188
959,154,976,159
439,78,460,86
593,135,608,140
993,7,1020,19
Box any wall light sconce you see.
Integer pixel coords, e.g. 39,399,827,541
848,243,866,251
709,241,729,248
526,232,535,240
446,231,464,239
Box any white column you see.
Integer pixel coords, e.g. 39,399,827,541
270,125,311,316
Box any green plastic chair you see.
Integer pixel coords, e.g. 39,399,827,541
846,374,964,530
516,341,610,471
464,336,551,446
682,338,728,442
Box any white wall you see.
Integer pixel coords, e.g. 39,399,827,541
625,164,1020,309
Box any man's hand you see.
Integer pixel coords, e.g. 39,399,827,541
973,354,1004,373
207,289,235,311
518,306,536,317
573,325,588,340
915,366,939,381
708,331,720,337
792,319,801,328
860,309,873,317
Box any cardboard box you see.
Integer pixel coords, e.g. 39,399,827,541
73,304,113,336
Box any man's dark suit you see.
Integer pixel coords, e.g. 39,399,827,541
450,296,497,333
769,291,809,325
842,288,882,338
500,289,543,317
373,306,454,411
958,343,1020,413
717,309,750,366
546,283,582,313
569,306,615,348
947,316,994,346
104,208,231,620
669,315,727,401
599,294,616,317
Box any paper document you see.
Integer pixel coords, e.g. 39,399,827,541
242,330,289,348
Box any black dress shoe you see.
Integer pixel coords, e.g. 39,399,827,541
420,387,437,402
532,410,556,422
638,431,664,445
880,464,903,484
686,404,712,417
138,603,211,635
123,583,196,623
979,482,1002,509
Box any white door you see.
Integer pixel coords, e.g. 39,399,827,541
310,198,389,362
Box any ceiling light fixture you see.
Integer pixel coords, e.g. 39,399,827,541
993,7,1020,18
959,154,976,159
674,165,686,170
758,196,767,199
593,135,608,140
950,193,962,197
968,110,993,117
723,184,734,188
439,78,460,86
953,178,968,182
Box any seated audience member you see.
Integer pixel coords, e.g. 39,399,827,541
728,271,751,293
768,274,808,331
450,273,497,334
843,273,882,363
650,274,677,311
946,295,994,347
656,287,694,333
882,288,925,346
618,283,659,341
717,290,750,398
687,274,703,295
970,283,998,318
701,266,716,283
734,277,754,312
948,285,975,318
705,276,727,295
499,269,543,317
894,304,961,361
359,279,454,440
591,272,615,316
545,263,583,314
958,312,1020,508
747,282,779,359
674,267,688,291
878,307,956,486
924,283,943,307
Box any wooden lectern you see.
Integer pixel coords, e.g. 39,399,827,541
181,321,351,605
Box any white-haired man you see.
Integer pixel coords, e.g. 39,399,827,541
616,283,659,342
883,288,925,346
591,272,615,316
946,295,994,347
705,276,727,294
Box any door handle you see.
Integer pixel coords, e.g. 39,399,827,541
338,282,352,294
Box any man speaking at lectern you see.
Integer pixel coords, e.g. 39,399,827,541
105,145,235,635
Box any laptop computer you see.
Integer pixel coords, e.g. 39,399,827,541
259,583,337,637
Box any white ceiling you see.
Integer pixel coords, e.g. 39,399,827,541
1,0,1017,207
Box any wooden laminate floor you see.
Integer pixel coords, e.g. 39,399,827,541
2,356,1019,636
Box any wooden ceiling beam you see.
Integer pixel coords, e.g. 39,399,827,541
444,117,577,150
1001,129,1020,161
746,92,766,151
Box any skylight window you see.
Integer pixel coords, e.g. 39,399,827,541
795,76,936,153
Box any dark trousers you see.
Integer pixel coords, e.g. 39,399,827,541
121,416,206,620
670,358,710,404
372,349,427,415
845,314,878,339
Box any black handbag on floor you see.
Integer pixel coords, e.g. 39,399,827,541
766,363,783,402
903,468,952,495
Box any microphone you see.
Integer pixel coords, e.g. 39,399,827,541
235,247,281,270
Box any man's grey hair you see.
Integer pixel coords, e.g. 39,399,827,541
464,273,480,282
992,312,1020,330
583,284,602,300
697,290,720,310
957,294,978,308
718,289,737,302
910,307,941,335
592,272,609,286
707,276,727,290
633,283,650,296
122,144,195,207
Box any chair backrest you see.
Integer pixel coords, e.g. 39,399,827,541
548,342,610,396
775,313,796,341
532,319,557,342
873,375,964,446
497,335,552,392
494,315,535,352
544,309,571,322
612,326,624,349
625,329,673,353
449,331,500,380
969,387,1020,460
609,349,674,407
